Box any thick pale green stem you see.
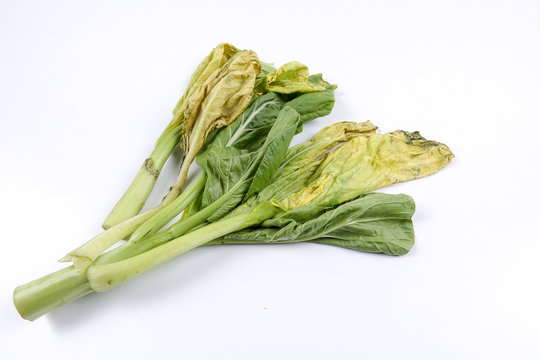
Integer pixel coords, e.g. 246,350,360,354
14,201,269,320
60,207,161,271
108,176,251,262
13,231,166,321
102,126,183,229
90,192,234,269
87,213,251,292
129,174,206,242
14,230,172,321
13,266,93,321
14,160,268,319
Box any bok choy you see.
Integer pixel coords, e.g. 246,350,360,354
12,45,455,322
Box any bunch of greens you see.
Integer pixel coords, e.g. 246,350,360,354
13,44,454,321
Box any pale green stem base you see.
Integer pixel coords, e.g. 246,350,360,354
14,180,258,319
13,266,92,321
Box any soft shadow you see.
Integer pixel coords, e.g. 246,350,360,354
47,246,233,331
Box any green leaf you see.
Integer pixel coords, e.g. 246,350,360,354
203,107,300,221
199,148,255,208
260,62,277,75
244,106,301,199
286,87,335,126
253,62,277,95
308,73,336,88
214,193,416,256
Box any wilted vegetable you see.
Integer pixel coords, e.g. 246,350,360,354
13,45,454,322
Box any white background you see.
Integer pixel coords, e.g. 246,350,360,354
1,0,539,359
